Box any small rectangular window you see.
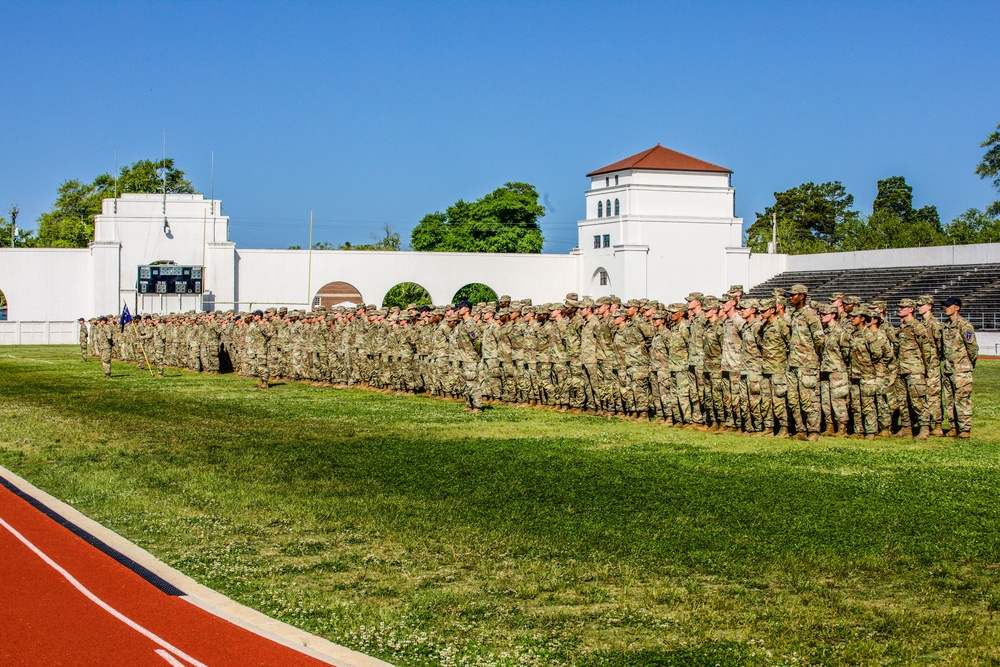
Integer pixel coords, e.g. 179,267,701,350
603,234,610,248
615,175,619,185
593,235,601,249
600,270,609,286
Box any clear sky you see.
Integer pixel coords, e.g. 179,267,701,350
2,1,998,253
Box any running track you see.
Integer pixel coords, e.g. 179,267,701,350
0,472,377,667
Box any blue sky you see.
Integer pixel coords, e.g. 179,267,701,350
2,1,998,253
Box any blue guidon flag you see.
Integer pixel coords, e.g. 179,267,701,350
120,304,133,330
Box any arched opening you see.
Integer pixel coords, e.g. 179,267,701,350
313,281,363,308
452,283,499,305
383,282,432,309
0,289,7,321
590,267,611,297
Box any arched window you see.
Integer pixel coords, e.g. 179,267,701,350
614,199,620,215
606,200,611,217
597,201,603,218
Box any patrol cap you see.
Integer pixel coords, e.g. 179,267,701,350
625,299,642,308
522,298,533,306
738,298,759,310
265,307,277,314
729,284,744,293
667,302,687,313
843,295,861,306
818,304,836,315
917,295,934,306
499,295,511,302
703,296,720,309
722,291,737,301
580,297,596,308
685,292,704,302
943,295,962,308
898,298,917,309
652,309,669,320
366,304,378,311
596,296,612,306
830,292,845,301
565,292,579,301
772,288,787,297
774,295,787,306
610,296,622,305
872,300,887,309
790,284,809,295
759,298,776,310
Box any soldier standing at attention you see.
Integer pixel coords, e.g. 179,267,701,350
787,284,825,441
701,297,726,431
78,317,89,362
96,316,113,378
849,307,885,439
245,310,271,389
738,299,763,434
941,296,977,438
819,304,852,436
452,300,484,412
896,298,935,439
917,295,945,435
759,298,790,437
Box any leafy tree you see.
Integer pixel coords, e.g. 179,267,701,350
0,212,34,248
452,283,499,305
32,158,195,248
382,282,432,309
836,208,947,252
976,122,1000,216
410,182,545,253
873,175,941,230
339,224,401,251
944,208,1000,245
745,182,858,254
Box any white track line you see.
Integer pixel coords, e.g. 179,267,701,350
0,516,208,667
156,649,190,666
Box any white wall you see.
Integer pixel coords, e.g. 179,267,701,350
235,249,580,309
0,248,92,321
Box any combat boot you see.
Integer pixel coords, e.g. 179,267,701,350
894,427,913,438
775,426,789,438
958,431,971,439
916,426,929,440
930,427,944,437
807,433,820,442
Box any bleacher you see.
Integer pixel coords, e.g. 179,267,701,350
747,264,1000,330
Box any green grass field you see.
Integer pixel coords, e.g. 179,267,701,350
3,346,1000,666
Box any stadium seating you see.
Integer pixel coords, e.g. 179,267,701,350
747,264,1000,330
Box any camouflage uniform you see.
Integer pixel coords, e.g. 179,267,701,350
702,310,725,428
849,312,888,436
666,306,693,424
613,316,650,416
787,287,825,438
819,307,852,435
79,321,89,361
738,305,763,432
720,306,744,430
942,308,978,435
759,303,790,435
452,314,484,410
896,300,935,435
919,297,944,431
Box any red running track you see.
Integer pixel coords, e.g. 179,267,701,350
0,477,338,667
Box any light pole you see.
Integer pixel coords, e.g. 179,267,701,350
9,205,17,248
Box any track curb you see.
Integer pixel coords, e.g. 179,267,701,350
0,465,393,667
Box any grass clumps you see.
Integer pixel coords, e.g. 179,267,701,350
2,346,1000,665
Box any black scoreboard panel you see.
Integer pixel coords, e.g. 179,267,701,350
138,265,203,294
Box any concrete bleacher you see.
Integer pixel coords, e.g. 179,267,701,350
747,264,1000,330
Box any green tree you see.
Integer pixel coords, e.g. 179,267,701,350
410,182,545,253
872,175,941,231
382,282,432,309
745,181,858,254
837,208,947,252
0,211,34,248
944,208,1000,245
976,122,1000,216
33,158,195,248
452,283,499,305
339,224,401,251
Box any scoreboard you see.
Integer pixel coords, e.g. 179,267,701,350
137,265,204,295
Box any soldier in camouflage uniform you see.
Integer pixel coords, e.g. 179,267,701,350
849,307,886,439
452,301,483,411
666,302,697,426
648,310,671,423
738,299,763,433
613,306,651,419
719,292,744,431
245,309,271,388
759,298,790,436
896,298,935,439
917,295,945,435
78,318,89,362
95,316,113,378
701,297,725,430
685,293,706,427
818,304,852,435
787,284,824,441
941,296,977,438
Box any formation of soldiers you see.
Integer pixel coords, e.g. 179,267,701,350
81,283,979,440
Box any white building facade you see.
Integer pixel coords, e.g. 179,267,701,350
0,145,747,338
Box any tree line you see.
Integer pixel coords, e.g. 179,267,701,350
745,122,1000,254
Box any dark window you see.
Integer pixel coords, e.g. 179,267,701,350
605,176,610,187
600,270,609,286
606,199,611,216
615,175,619,185
603,234,610,248
593,235,601,249
614,199,620,215
597,201,603,218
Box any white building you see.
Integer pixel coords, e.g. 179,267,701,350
0,145,746,341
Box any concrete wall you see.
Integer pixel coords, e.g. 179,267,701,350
0,248,92,321
235,249,581,309
0,321,78,345
745,243,1000,291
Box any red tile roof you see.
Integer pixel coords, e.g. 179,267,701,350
587,144,731,177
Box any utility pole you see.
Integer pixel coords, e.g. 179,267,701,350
9,205,18,248
770,212,777,254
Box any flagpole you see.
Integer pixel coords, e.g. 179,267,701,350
131,320,155,378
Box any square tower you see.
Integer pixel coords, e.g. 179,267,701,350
578,144,743,300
